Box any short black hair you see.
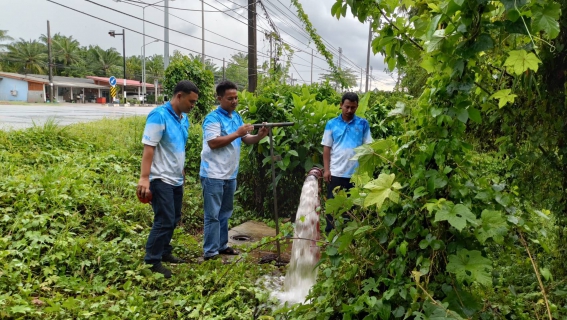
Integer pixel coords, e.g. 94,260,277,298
173,80,199,95
216,80,238,97
341,92,359,104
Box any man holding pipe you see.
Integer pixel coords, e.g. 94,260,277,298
322,92,373,234
200,80,269,261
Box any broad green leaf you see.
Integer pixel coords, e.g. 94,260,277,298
363,173,399,209
388,101,407,117
468,107,481,124
532,3,561,39
426,29,446,52
325,190,353,214
455,108,468,123
403,43,421,60
475,210,508,244
504,50,541,75
540,268,553,281
355,92,370,118
421,56,436,73
434,203,477,231
447,249,493,286
426,15,443,40
490,89,517,108
470,33,494,53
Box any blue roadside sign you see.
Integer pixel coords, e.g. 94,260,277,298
109,76,117,87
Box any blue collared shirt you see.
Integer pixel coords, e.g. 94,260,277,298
199,106,245,180
141,102,189,186
321,115,373,178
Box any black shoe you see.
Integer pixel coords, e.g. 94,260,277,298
204,254,220,261
162,254,186,264
150,262,172,278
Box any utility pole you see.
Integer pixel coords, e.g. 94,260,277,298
201,0,205,67
338,47,342,70
164,0,170,69
369,66,373,91
310,48,313,84
248,0,257,92
290,73,295,86
47,21,54,103
222,58,226,81
365,20,372,92
360,67,363,92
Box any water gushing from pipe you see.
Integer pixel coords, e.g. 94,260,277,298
273,168,322,304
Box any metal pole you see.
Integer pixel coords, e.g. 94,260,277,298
269,128,281,260
365,20,372,92
247,0,257,92
310,48,313,84
222,58,225,80
164,0,170,69
360,67,363,92
201,0,205,66
122,29,126,101
142,8,146,97
47,20,54,103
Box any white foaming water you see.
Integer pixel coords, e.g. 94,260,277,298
271,175,321,305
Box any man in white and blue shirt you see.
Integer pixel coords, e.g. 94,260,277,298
322,92,373,234
200,80,268,260
137,80,199,278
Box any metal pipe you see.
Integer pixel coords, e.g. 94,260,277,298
252,122,294,128
269,128,281,260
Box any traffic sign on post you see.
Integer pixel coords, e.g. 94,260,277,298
109,76,117,87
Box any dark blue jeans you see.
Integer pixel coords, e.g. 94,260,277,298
144,179,183,265
325,176,354,234
201,177,236,258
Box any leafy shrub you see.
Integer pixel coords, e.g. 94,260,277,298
163,54,215,122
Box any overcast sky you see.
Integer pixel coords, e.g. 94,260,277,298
0,0,396,90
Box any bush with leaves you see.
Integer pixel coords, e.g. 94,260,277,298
163,53,216,122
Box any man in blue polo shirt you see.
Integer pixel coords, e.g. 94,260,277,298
137,80,199,278
200,80,268,261
322,92,373,234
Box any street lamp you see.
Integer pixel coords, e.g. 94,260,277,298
141,39,160,100
108,29,126,100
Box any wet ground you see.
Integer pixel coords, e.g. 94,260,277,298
0,103,154,130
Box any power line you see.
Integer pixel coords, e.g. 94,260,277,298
117,0,249,50
118,0,260,13
85,0,259,56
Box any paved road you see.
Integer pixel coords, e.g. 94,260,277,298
0,103,155,130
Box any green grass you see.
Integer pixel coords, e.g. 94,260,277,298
0,117,280,319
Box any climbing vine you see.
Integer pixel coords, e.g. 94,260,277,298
289,0,346,88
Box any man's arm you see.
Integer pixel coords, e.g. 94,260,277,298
242,125,269,145
207,123,254,149
137,144,155,199
323,146,332,183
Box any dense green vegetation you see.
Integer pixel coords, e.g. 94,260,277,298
1,0,566,318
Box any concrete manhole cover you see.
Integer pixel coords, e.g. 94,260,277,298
230,235,252,242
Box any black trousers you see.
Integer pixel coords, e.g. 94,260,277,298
325,176,354,234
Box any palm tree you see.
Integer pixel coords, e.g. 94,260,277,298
145,54,164,84
89,46,122,77
53,36,83,68
319,68,359,90
0,30,13,48
5,38,48,74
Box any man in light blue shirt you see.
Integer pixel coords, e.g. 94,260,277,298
200,80,268,260
322,92,373,233
137,80,199,278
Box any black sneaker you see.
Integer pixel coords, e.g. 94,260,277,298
162,254,186,264
150,262,172,278
204,254,220,261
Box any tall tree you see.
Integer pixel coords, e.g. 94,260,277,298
5,38,47,74
225,52,248,90
319,67,358,89
89,46,122,77
126,55,142,80
145,54,164,85
0,30,13,48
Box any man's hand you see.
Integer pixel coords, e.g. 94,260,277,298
257,122,269,138
236,124,254,137
137,177,151,200
324,170,332,183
